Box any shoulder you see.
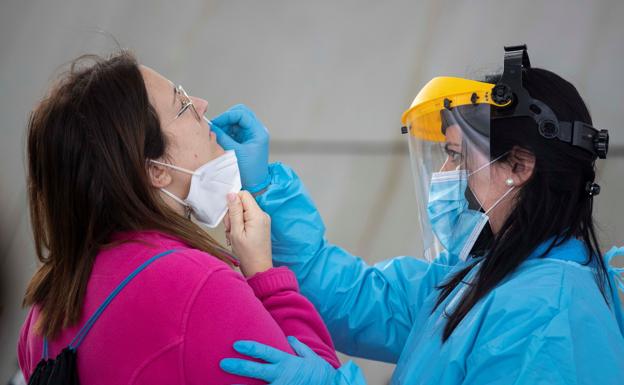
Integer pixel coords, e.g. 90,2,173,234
159,247,231,275
92,231,241,313
101,230,233,279
468,260,624,379
476,258,610,339
471,261,574,339
490,258,589,306
93,232,245,328
130,245,239,298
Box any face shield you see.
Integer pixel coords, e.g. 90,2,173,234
401,77,510,261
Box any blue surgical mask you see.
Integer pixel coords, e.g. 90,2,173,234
427,155,514,260
427,170,489,261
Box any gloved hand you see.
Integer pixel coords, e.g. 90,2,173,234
209,104,270,193
220,336,365,385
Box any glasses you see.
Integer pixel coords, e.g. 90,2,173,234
165,85,201,126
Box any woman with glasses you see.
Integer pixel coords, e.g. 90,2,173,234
17,51,339,384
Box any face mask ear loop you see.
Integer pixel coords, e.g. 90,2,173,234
149,159,195,175
159,188,192,219
484,185,515,215
466,151,511,211
149,159,194,219
159,187,186,206
467,151,509,177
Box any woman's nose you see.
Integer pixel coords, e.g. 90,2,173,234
191,96,209,117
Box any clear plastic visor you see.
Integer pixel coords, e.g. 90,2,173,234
406,103,498,261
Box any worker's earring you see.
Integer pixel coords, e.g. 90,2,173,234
505,177,514,187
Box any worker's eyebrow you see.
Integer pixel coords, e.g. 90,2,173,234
172,84,177,106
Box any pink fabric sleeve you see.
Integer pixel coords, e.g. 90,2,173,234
182,266,338,385
247,266,340,368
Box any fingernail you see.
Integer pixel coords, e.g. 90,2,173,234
227,193,236,202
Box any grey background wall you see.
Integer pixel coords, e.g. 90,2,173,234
1,0,623,383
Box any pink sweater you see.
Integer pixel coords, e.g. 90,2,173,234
18,230,339,384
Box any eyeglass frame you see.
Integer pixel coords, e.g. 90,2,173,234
164,85,201,127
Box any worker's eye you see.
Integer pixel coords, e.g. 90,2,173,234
444,146,463,163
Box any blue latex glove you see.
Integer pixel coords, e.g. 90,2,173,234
210,104,270,192
220,336,366,385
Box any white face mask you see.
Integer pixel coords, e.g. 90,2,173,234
150,150,241,228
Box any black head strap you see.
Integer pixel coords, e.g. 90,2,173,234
491,44,609,159
492,44,531,105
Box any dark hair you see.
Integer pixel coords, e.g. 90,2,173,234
434,67,611,341
24,51,233,338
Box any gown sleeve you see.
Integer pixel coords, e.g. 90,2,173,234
256,162,457,363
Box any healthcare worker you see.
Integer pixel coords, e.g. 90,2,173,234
213,45,624,384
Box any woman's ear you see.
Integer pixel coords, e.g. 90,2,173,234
147,162,172,189
508,146,535,187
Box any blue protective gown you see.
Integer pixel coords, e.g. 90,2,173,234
256,163,624,385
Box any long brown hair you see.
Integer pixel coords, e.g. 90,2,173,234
24,51,233,339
